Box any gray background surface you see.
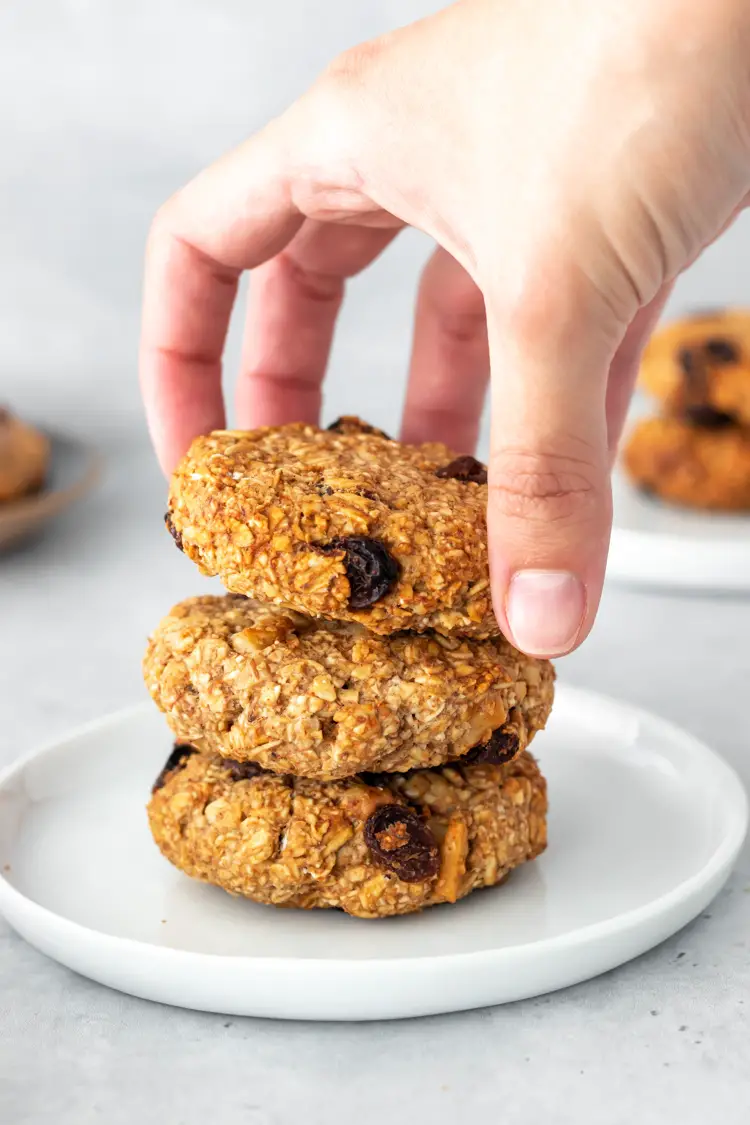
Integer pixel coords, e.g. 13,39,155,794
1,3,749,1122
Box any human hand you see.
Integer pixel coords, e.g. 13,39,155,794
140,0,750,656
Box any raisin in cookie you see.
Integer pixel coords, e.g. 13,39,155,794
143,595,554,779
0,408,49,504
147,747,547,918
623,414,750,510
166,419,496,637
640,309,750,425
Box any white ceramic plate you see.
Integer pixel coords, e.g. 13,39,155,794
0,430,101,551
609,398,750,591
0,686,745,1021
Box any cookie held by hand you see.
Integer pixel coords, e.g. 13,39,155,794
165,419,496,637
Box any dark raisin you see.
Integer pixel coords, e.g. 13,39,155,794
682,404,736,430
363,804,439,883
164,511,183,551
321,536,399,609
703,337,740,364
222,759,267,781
436,455,488,485
327,416,390,440
152,743,196,792
463,724,521,766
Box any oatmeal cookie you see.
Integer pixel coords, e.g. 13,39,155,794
0,408,49,503
143,595,554,778
640,308,750,425
147,746,547,918
623,414,750,510
166,419,497,637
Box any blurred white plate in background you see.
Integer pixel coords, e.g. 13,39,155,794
609,396,750,591
609,466,750,591
0,686,745,1021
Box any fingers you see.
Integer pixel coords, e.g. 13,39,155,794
140,116,304,473
139,234,239,474
401,247,489,452
605,283,674,460
484,264,622,658
237,220,401,429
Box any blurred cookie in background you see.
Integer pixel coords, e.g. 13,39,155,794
0,411,101,551
0,407,49,503
622,308,750,512
623,414,750,511
639,308,750,425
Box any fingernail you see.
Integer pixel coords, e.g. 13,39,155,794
505,570,586,657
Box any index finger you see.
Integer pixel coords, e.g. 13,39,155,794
139,118,304,473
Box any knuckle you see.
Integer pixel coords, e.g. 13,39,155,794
277,254,343,305
488,447,603,526
437,308,487,345
146,201,173,253
302,53,370,167
321,39,386,92
304,35,395,179
146,195,193,266
247,370,321,398
311,38,389,141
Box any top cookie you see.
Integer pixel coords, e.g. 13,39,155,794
640,308,750,426
167,418,497,637
0,408,49,504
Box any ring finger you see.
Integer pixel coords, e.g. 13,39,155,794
401,246,489,453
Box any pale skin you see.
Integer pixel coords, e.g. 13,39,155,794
139,0,750,657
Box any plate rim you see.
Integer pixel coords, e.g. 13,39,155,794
609,522,750,577
0,684,746,971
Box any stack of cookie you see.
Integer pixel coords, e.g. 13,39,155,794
624,309,750,510
143,418,554,918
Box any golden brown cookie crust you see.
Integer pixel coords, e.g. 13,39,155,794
0,409,49,503
623,415,750,510
143,595,554,778
147,749,547,918
640,309,750,424
166,422,497,637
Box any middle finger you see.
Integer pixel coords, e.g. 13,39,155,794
237,218,402,429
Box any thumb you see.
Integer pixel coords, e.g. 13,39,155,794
485,270,622,658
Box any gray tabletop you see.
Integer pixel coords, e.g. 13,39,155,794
2,3,749,1123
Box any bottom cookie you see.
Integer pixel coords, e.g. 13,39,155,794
623,415,750,511
147,746,547,919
